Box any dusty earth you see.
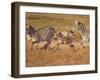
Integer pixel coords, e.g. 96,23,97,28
26,40,89,67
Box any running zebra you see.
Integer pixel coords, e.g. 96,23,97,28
53,30,76,53
26,24,56,49
74,20,89,48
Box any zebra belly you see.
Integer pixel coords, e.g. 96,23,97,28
31,36,38,42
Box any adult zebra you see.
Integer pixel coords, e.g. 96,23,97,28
74,20,89,48
26,24,56,49
53,30,76,53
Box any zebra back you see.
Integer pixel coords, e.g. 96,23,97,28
37,26,56,41
26,24,56,42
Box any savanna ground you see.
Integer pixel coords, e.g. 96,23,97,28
26,12,90,67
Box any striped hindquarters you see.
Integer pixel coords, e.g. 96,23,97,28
38,26,56,41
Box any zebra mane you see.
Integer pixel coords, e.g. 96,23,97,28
34,26,52,32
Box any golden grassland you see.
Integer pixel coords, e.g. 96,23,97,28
26,12,90,67
26,40,89,67
26,12,89,31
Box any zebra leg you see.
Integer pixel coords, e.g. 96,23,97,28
31,42,34,50
53,43,60,50
69,44,76,53
77,41,84,51
56,43,59,49
49,42,59,50
31,41,39,50
81,41,85,48
42,41,51,49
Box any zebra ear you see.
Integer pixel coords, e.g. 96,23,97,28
26,24,29,28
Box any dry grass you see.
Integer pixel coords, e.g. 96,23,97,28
26,40,89,67
25,12,90,67
26,12,89,31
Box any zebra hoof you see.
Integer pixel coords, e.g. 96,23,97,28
40,47,47,50
31,48,33,50
40,47,43,49
83,46,86,48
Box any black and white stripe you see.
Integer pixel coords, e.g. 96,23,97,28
26,24,56,49
74,20,89,48
53,30,76,53
74,21,87,36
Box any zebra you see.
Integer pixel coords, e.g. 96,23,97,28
26,24,56,49
54,32,66,48
53,30,76,53
74,20,89,48
66,30,76,53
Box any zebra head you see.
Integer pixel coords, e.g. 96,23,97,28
74,20,86,34
74,20,80,31
26,24,36,40
75,20,78,25
74,20,82,26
